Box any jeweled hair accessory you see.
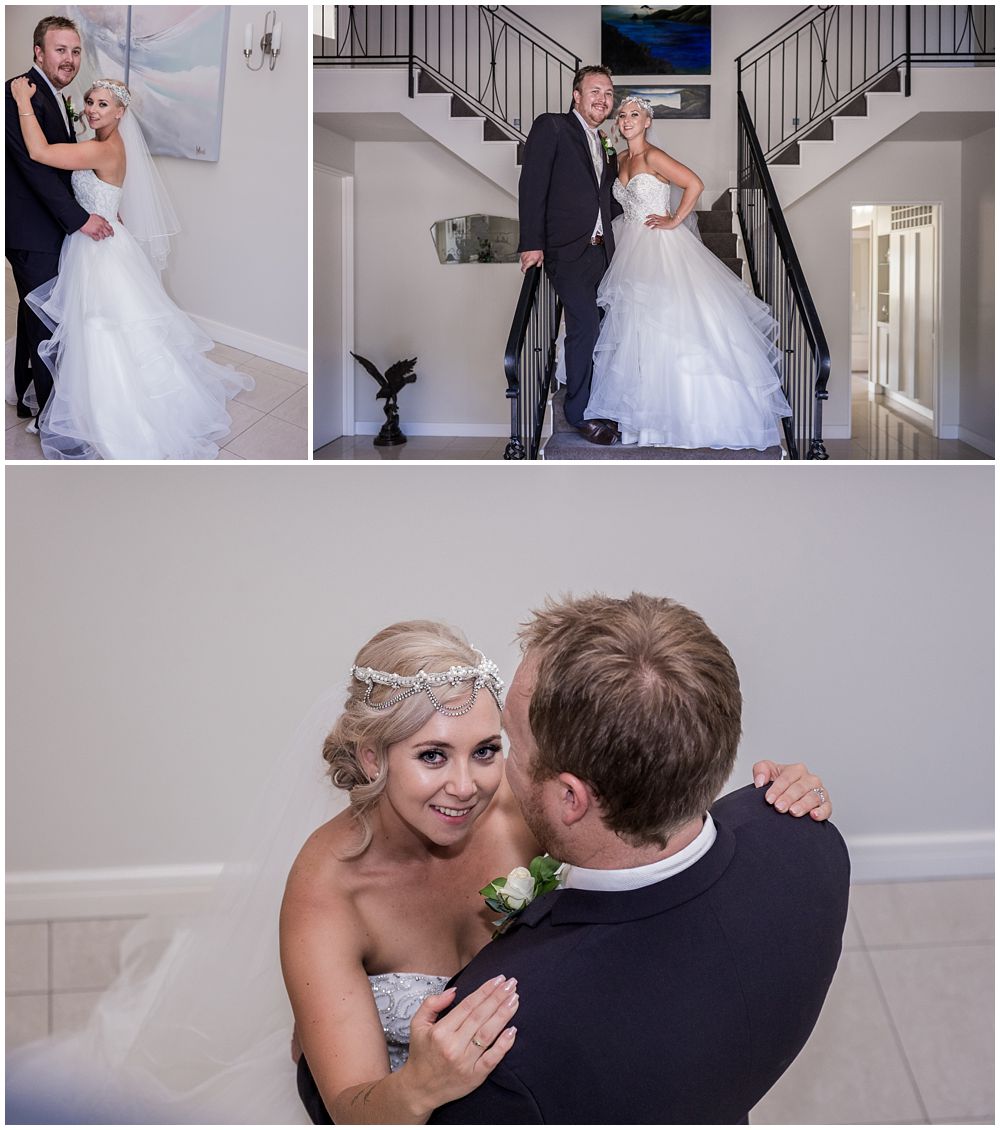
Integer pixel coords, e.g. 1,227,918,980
351,652,504,716
619,93,654,117
91,80,130,107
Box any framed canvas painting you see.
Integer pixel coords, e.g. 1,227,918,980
602,6,711,76
68,5,229,161
613,83,710,119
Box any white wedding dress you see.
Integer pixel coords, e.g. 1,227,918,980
585,173,792,450
26,168,253,460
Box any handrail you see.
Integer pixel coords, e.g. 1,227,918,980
738,6,994,159
737,92,830,459
314,6,581,144
503,266,561,460
735,5,813,64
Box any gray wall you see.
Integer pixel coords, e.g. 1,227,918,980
6,465,994,889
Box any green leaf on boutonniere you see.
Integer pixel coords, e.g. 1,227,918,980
480,854,564,938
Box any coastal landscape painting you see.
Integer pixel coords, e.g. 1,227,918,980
602,6,711,75
613,83,710,118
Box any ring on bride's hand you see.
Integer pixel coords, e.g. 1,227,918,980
471,1036,484,1048
812,787,827,804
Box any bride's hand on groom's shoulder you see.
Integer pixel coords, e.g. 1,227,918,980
11,76,36,105
400,975,519,1110
752,760,832,821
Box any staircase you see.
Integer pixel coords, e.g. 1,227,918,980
768,65,994,206
314,5,578,199
539,190,783,461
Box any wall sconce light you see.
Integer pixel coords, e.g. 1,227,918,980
244,9,281,71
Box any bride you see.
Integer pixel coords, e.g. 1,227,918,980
585,95,793,451
6,619,834,1124
9,75,253,460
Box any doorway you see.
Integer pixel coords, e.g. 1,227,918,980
313,164,354,448
852,203,940,430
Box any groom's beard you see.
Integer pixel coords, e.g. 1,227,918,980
515,789,560,859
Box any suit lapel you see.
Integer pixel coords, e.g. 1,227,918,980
565,112,600,187
30,66,72,142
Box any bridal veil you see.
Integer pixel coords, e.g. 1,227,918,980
7,690,350,1124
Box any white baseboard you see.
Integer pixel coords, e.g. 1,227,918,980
956,425,994,456
845,831,994,883
188,313,307,373
354,421,509,438
8,832,993,920
6,865,223,922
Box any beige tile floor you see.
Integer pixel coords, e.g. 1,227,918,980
6,878,993,1123
316,375,990,462
5,267,307,461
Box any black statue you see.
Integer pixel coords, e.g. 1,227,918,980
350,352,418,446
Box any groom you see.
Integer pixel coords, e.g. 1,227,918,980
518,65,621,446
432,593,850,1124
5,15,113,419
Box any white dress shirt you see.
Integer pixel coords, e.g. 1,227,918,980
560,814,717,892
572,108,605,240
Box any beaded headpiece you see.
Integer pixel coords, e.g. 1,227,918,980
90,79,130,107
351,652,504,717
618,93,654,118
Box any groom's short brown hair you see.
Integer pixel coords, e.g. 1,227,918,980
33,16,79,52
573,64,613,91
518,592,742,846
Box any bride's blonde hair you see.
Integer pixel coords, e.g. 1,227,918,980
323,620,492,857
85,78,131,109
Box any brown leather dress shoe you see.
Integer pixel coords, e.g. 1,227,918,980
576,420,620,446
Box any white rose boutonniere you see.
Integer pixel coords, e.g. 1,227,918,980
599,131,616,163
481,855,563,938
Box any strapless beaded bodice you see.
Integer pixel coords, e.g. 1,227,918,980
369,972,449,1071
613,172,672,223
72,169,122,224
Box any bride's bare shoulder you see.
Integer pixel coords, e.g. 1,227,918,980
283,811,364,911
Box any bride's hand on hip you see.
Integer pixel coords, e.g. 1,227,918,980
644,212,682,230
399,975,519,1108
752,761,832,820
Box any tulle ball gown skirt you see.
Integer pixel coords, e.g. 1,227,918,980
585,216,792,451
28,224,254,460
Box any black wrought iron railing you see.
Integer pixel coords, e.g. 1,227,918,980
737,94,830,459
738,5,995,160
503,266,561,460
314,5,580,143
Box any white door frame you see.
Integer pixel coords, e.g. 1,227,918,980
853,200,942,436
314,161,355,441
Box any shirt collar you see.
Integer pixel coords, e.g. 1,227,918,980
560,814,717,892
33,65,65,105
573,108,600,137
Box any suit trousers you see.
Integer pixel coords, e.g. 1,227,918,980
546,243,609,427
5,246,60,415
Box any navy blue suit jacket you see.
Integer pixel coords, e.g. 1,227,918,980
517,112,621,264
6,66,88,252
431,784,850,1124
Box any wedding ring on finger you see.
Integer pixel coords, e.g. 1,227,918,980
812,787,827,805
471,1036,484,1048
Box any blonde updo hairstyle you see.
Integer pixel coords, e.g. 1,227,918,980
324,620,496,856
85,78,131,111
